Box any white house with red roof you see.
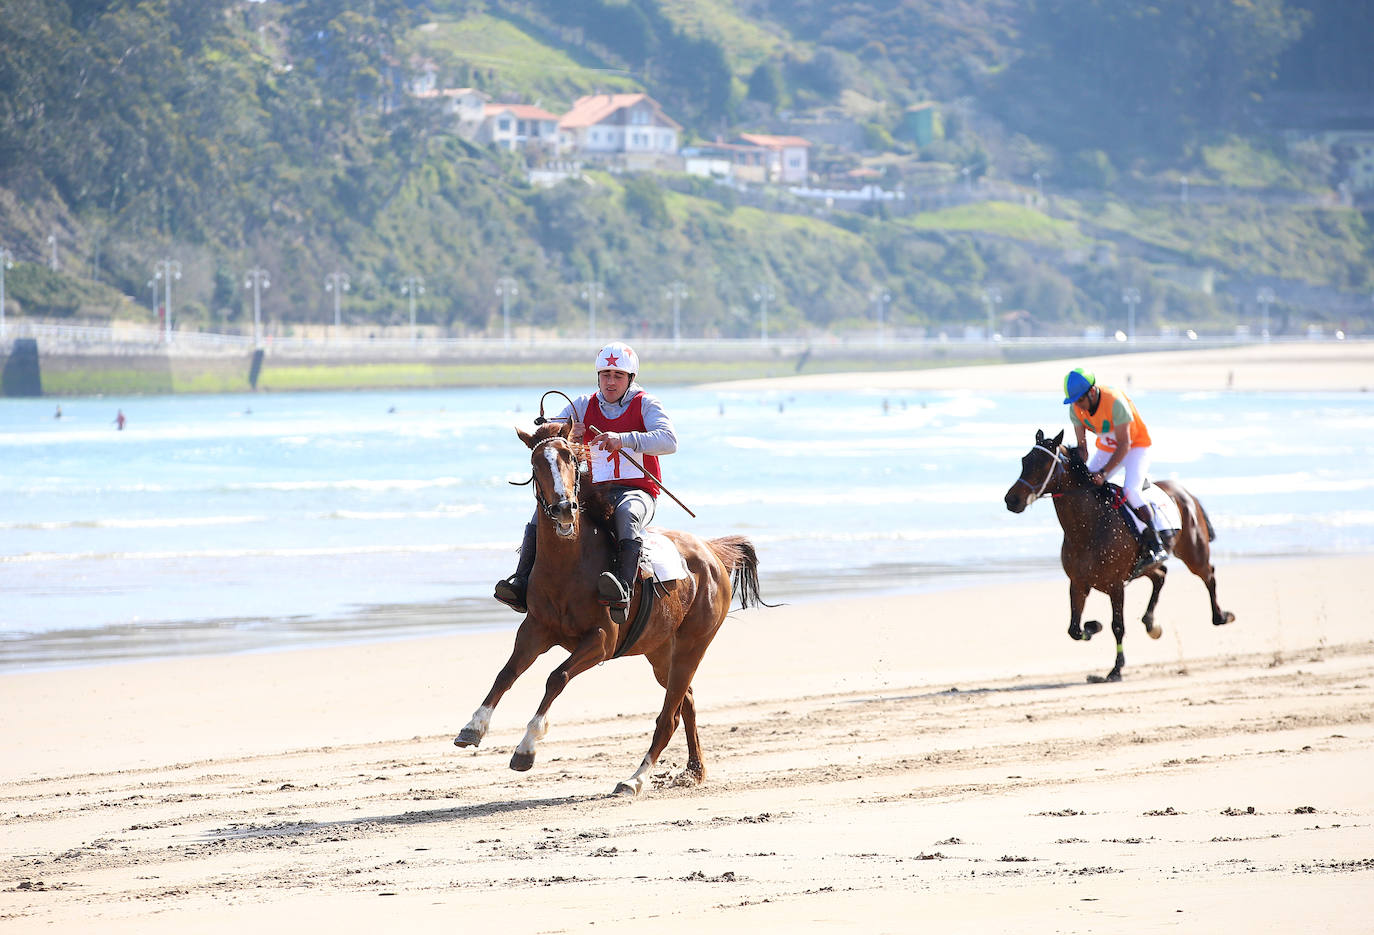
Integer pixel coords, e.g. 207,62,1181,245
558,93,682,159
736,133,812,184
477,103,563,152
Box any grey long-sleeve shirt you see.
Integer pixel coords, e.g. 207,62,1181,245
557,384,677,456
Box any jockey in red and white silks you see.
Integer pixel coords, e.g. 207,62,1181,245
494,341,677,621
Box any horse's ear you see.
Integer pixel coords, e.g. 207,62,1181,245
1052,429,1065,447
1036,429,1045,444
558,419,573,439
516,427,535,449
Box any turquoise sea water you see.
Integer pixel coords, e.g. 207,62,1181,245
3,384,1372,670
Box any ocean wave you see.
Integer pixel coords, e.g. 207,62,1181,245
0,541,512,565
0,515,267,531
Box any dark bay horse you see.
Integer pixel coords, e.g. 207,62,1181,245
454,419,766,796
1004,429,1234,683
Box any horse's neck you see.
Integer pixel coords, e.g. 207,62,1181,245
1050,479,1105,526
533,518,607,571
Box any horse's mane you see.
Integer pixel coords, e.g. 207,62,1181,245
1062,444,1116,506
1063,445,1093,485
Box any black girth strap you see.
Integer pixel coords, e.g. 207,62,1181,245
611,578,656,659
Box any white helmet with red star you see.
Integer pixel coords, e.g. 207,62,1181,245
594,341,639,378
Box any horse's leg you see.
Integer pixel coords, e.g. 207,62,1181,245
455,618,553,748
509,628,610,772
1180,541,1234,627
1140,565,1167,639
615,630,715,797
644,650,705,788
1067,579,1099,641
1174,492,1235,627
677,687,704,786
1088,583,1127,683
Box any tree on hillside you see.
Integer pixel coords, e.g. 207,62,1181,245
994,0,1307,158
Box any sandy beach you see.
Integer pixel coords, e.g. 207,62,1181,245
3,342,1372,933
706,339,1374,394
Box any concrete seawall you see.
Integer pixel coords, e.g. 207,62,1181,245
0,334,1180,397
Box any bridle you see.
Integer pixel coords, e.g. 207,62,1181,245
1014,443,1066,506
529,434,583,525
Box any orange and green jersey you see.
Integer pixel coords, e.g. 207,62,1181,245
1070,385,1152,452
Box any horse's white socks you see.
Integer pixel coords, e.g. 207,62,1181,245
515,714,548,756
462,705,493,741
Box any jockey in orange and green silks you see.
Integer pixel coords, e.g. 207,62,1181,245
1062,366,1167,570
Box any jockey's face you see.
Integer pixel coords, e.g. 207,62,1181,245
599,369,631,403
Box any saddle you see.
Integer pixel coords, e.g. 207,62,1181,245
610,531,688,659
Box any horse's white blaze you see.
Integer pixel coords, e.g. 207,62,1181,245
463,705,493,740
544,447,568,500
515,714,548,755
543,446,577,536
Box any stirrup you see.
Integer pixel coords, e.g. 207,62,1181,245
494,575,528,613
597,571,632,625
1129,548,1167,579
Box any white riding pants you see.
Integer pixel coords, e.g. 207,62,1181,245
1087,445,1151,510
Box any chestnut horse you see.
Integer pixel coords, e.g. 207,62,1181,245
1004,429,1234,683
454,419,767,796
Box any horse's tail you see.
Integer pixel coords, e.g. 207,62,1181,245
708,535,776,610
1194,494,1218,543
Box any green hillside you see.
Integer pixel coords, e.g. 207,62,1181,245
0,0,1368,344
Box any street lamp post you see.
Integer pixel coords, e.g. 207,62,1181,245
1256,287,1276,341
580,280,605,343
869,286,891,344
400,275,425,342
752,283,776,344
664,280,688,346
495,276,518,344
1179,176,1189,205
47,231,58,271
0,245,13,338
981,286,1002,341
244,267,270,347
1122,287,1141,344
324,271,350,337
154,258,183,345
1033,171,1043,203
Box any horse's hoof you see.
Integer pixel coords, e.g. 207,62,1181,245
612,779,642,797
1068,622,1082,641
510,751,535,772
1147,625,1163,640
1214,612,1236,626
1083,620,1103,638
454,729,483,748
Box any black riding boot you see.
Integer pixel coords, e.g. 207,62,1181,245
1130,523,1168,578
493,523,537,613
597,538,643,626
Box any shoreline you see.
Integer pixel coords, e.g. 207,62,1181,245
4,550,1358,676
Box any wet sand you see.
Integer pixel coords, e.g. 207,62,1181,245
2,552,1371,933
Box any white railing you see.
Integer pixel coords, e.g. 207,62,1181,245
1,319,1356,356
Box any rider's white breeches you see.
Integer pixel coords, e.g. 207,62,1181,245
1087,445,1151,509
